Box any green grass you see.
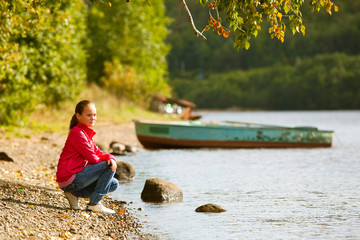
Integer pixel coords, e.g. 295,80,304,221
1,84,170,138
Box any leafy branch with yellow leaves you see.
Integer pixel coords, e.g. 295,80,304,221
181,0,338,49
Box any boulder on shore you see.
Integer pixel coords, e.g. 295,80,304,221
141,178,183,203
195,203,226,213
110,141,126,155
114,161,136,183
110,141,138,155
0,152,14,162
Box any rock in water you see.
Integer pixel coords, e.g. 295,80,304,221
125,144,138,153
114,161,136,183
0,152,14,162
141,178,183,203
195,203,226,213
109,141,126,155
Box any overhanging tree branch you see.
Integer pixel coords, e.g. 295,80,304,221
180,0,207,40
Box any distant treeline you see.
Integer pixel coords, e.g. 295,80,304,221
171,53,360,110
166,0,360,72
165,1,360,110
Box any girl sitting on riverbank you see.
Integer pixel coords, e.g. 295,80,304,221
56,100,118,214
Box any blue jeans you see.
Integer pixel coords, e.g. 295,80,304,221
61,161,119,205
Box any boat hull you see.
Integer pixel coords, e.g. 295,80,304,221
136,135,332,148
134,120,334,149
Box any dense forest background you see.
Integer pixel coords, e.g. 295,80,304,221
1,0,359,125
0,0,170,124
166,0,360,110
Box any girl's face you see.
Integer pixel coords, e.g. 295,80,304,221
76,104,97,128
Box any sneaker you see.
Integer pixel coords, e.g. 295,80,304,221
64,192,82,210
86,203,115,214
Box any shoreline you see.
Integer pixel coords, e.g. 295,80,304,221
0,121,154,239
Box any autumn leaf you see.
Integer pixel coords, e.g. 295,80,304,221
217,27,224,36
16,170,23,177
208,3,216,9
209,16,216,25
59,214,70,219
202,25,210,32
60,232,73,238
223,30,231,38
118,208,126,215
325,2,332,15
300,25,306,35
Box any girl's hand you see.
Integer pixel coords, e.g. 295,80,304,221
107,158,117,171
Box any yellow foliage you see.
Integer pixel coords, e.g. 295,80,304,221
101,58,140,103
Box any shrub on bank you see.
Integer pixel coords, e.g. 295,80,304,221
0,0,87,124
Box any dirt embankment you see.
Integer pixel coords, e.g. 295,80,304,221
0,122,154,240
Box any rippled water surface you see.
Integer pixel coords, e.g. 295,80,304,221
113,111,360,240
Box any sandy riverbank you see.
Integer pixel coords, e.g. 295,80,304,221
0,121,154,239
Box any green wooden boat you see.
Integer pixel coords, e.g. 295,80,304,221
134,120,334,149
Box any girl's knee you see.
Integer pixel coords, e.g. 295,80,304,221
109,178,119,192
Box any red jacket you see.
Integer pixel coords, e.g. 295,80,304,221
56,122,114,183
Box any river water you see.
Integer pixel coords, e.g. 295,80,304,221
112,111,360,240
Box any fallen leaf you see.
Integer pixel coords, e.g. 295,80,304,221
118,208,126,215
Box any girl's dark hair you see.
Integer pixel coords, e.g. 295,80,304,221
69,100,94,130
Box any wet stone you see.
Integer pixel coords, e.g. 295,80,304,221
141,178,183,203
195,203,226,213
115,161,136,183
